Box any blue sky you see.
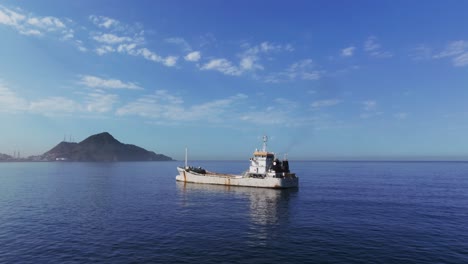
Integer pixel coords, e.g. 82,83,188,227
1,0,468,160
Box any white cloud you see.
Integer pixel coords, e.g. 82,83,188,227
311,99,341,109
434,40,468,67
243,41,292,55
262,59,322,83
434,40,468,58
20,29,41,36
116,43,137,53
88,15,178,67
240,57,254,70
286,59,323,81
453,53,468,67
0,5,74,42
90,27,178,67
27,16,65,30
89,15,119,29
200,59,242,76
191,41,293,77
237,41,293,74
240,56,264,71
134,47,179,67
364,36,392,58
135,48,159,61
0,6,25,27
184,51,201,62
163,56,178,67
341,46,355,57
130,48,178,67
77,46,87,52
95,45,115,55
93,33,132,44
79,75,142,90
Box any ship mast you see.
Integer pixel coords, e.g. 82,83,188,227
185,147,188,168
262,135,268,152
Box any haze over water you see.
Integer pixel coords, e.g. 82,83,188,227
1,161,467,263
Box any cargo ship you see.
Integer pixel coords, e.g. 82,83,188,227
176,136,298,189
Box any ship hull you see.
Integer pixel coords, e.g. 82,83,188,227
176,167,298,189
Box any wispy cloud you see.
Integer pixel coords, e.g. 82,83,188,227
394,112,408,120
0,80,119,116
242,41,293,54
264,59,323,83
92,33,133,44
0,5,73,39
360,100,382,119
0,6,25,28
84,91,119,113
240,98,314,127
29,96,81,115
434,40,468,67
311,99,341,109
199,41,293,77
362,100,377,111
116,90,248,123
131,48,178,67
341,46,355,57
410,44,432,61
364,36,392,58
88,15,178,67
184,51,201,62
165,37,192,52
28,91,119,116
0,82,28,113
200,58,242,76
89,15,119,29
239,41,292,72
79,75,142,90
287,59,322,80
116,91,308,127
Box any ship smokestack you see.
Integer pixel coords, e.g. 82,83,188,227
282,159,290,173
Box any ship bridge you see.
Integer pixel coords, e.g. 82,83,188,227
249,136,275,174
253,151,274,158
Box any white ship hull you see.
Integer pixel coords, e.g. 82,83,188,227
176,167,298,189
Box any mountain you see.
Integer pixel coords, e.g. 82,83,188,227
0,153,13,161
41,132,173,162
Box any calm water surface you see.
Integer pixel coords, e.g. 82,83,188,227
1,161,468,263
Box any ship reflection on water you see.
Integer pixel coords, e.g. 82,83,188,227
176,182,298,246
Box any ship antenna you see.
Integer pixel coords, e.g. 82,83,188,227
262,135,268,152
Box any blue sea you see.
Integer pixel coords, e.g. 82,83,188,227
1,161,468,263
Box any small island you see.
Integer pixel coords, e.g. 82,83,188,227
0,132,173,162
